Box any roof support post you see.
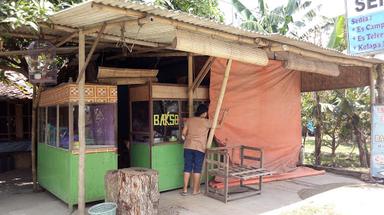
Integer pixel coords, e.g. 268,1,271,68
377,64,384,105
188,53,194,117
206,59,232,149
77,29,86,215
371,66,376,106
31,85,42,192
76,23,106,84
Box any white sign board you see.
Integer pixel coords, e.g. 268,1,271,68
346,0,384,55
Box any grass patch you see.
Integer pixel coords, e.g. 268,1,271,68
302,138,368,173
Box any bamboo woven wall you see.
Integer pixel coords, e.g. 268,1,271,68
301,66,370,92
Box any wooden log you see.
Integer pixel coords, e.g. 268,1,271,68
173,30,268,66
105,168,160,215
98,67,158,78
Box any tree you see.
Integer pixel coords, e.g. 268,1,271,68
154,0,223,22
0,0,83,79
230,0,321,35
335,88,370,167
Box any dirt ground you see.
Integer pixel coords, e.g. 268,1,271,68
1,169,383,215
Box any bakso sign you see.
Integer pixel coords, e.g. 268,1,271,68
346,0,384,55
153,113,179,126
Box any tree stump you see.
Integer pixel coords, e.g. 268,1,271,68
105,168,159,215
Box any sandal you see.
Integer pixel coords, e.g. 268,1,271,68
180,191,188,196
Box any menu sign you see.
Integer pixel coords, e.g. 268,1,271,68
346,0,384,55
371,105,384,178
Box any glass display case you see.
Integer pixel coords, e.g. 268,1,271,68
37,83,117,208
129,83,209,191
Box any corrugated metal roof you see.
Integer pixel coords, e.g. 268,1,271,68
48,0,383,65
0,71,33,100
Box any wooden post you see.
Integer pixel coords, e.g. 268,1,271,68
76,23,106,84
188,53,194,117
370,65,376,178
15,104,23,139
371,66,376,105
376,64,384,105
31,85,42,191
77,29,86,215
206,59,232,149
77,24,105,214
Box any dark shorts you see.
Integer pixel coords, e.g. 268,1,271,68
184,148,205,173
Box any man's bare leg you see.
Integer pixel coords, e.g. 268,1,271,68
183,172,191,193
192,173,201,194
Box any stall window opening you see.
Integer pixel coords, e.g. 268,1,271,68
47,106,57,146
73,104,116,147
153,100,180,143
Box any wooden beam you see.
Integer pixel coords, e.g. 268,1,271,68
76,23,106,84
77,29,86,215
55,32,78,47
88,32,160,48
40,22,77,33
82,16,154,35
188,53,193,117
191,57,214,92
106,45,171,60
206,59,232,149
0,46,80,56
122,52,192,58
0,32,56,41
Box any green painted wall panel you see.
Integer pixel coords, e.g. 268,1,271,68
69,152,118,205
37,144,70,203
152,143,184,191
130,143,150,168
37,143,117,207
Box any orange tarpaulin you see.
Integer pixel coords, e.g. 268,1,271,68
209,58,301,173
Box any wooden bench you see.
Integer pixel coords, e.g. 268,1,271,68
205,145,273,203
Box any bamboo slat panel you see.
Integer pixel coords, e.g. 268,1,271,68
98,67,158,78
39,83,117,106
173,30,268,66
98,77,158,85
152,84,208,100
301,66,370,92
285,54,340,77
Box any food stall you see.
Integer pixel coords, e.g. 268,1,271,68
129,82,208,191
37,83,117,208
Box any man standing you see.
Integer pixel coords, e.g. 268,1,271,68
181,104,227,195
